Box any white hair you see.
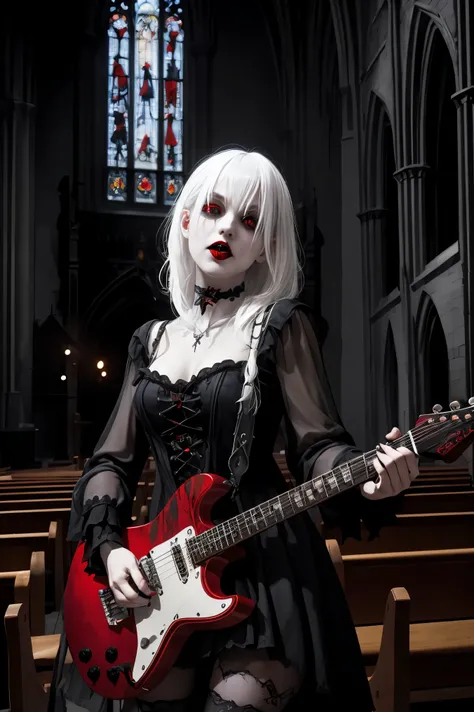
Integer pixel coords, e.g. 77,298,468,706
157,148,305,413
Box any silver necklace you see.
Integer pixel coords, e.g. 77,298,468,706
191,314,232,351
192,324,208,351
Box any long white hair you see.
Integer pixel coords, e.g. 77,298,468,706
158,148,305,412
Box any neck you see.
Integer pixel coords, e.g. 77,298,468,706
192,280,246,329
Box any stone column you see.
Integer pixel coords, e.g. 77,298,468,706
453,1,474,400
393,164,430,427
452,85,474,396
0,25,36,439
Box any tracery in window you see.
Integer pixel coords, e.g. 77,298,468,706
107,1,184,206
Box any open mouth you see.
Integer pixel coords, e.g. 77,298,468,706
207,241,233,260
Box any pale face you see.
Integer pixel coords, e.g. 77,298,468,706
181,166,266,290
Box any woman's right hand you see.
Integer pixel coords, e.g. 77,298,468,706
100,542,154,608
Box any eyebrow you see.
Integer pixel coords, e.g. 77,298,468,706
210,192,259,212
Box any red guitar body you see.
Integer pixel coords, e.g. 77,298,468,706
64,473,255,700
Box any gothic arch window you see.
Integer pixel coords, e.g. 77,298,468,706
383,322,399,430
107,0,184,207
417,294,449,412
366,95,399,301
424,31,457,262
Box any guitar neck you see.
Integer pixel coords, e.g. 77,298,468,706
187,444,386,565
183,401,474,564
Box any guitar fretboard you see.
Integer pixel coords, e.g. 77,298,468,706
186,411,468,565
187,449,379,564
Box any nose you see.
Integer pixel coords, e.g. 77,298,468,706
217,210,236,238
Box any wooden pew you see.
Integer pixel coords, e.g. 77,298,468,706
0,553,46,710
0,509,72,576
332,542,474,703
0,489,74,499
406,482,472,493
326,540,410,712
325,511,474,555
0,551,45,637
401,490,474,514
418,465,469,475
0,524,63,609
0,497,72,511
5,603,49,712
411,476,471,487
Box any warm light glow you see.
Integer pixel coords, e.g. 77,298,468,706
101,371,107,378
64,348,71,356
61,375,67,381
97,360,104,369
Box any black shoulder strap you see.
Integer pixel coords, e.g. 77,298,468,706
227,303,277,495
148,320,171,364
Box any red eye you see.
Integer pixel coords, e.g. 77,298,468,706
202,203,221,215
243,215,257,230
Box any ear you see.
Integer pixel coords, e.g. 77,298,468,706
255,236,276,264
181,209,190,238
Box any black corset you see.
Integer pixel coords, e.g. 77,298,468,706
156,387,207,484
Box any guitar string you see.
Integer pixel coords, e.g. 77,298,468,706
150,416,466,584
141,415,466,575
134,414,466,581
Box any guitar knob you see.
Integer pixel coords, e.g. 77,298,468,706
79,648,92,663
450,400,461,410
107,667,120,685
105,647,118,663
469,397,474,406
87,666,100,683
432,404,443,413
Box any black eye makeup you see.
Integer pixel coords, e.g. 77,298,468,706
242,214,258,230
202,203,222,216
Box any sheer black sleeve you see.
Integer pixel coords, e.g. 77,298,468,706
275,308,399,542
67,324,153,574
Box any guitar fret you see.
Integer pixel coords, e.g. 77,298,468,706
187,422,445,564
326,472,339,491
292,488,305,508
340,462,353,485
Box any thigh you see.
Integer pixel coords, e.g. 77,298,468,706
204,648,301,712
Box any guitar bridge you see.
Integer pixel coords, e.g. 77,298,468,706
98,588,129,626
138,553,163,595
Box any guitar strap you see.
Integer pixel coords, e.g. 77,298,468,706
227,302,278,498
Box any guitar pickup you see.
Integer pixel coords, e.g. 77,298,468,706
138,554,163,595
98,588,129,626
171,543,188,583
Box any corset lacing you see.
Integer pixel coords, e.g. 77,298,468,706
158,388,207,484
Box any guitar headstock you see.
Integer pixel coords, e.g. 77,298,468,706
415,398,474,462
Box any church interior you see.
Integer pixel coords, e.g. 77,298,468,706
1,0,474,709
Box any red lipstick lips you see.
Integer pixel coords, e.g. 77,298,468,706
207,241,232,261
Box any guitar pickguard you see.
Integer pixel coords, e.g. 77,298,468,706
132,526,233,682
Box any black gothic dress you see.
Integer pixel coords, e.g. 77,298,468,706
64,298,398,712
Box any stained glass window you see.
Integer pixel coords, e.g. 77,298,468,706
107,1,184,205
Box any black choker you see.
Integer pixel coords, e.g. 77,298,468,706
193,282,245,315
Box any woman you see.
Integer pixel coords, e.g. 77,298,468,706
65,149,418,712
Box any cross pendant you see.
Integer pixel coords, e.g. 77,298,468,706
192,332,204,351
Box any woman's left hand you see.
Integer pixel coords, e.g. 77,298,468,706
360,426,419,500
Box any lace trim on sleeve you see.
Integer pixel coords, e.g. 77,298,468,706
81,495,123,576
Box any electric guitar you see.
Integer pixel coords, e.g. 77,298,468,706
64,399,474,699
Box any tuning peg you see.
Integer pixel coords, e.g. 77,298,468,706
449,400,461,410
469,397,474,406
432,404,443,413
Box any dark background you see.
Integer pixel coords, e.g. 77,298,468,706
0,0,472,472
